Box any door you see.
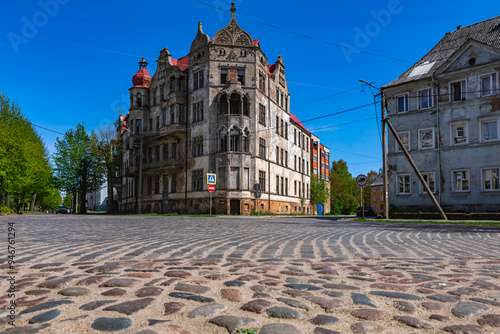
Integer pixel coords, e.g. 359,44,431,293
230,200,240,215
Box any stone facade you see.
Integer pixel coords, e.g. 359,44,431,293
383,16,500,212
311,134,331,214
116,4,321,215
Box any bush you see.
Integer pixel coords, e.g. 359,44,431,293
0,206,15,215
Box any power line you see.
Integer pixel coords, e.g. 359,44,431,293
291,86,363,108
332,148,381,160
193,0,411,63
33,124,65,135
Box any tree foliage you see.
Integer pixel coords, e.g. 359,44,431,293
310,174,329,205
53,123,106,213
363,170,380,205
95,124,120,212
329,160,360,215
0,91,57,212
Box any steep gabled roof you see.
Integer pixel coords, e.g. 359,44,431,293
290,113,309,133
384,15,500,88
171,55,189,71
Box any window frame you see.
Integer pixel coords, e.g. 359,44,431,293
396,93,409,114
395,131,410,153
259,104,266,126
192,169,203,191
418,127,435,150
450,80,466,102
418,88,433,110
450,121,468,146
479,117,499,143
397,174,411,195
419,172,436,194
480,72,498,97
481,167,500,192
452,169,470,193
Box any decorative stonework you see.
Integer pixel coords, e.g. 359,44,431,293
212,3,253,46
227,50,238,61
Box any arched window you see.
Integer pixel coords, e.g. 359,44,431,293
136,93,142,107
243,95,250,116
218,128,227,152
243,128,250,153
229,127,241,152
230,93,240,114
219,94,228,115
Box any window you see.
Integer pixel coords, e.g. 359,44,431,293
156,116,160,129
480,118,498,142
285,123,288,139
398,174,411,195
276,175,280,194
259,73,266,91
480,73,498,96
396,131,410,152
148,118,153,132
154,175,160,194
192,136,203,157
171,174,177,193
285,96,288,112
397,94,408,113
276,88,280,104
276,116,280,134
243,129,249,153
451,81,466,102
419,128,434,150
172,142,177,159
147,147,152,163
285,151,288,167
238,70,245,85
281,177,284,195
419,89,433,109
218,128,227,152
160,85,165,101
259,104,266,125
281,119,284,137
147,176,152,195
193,70,204,90
170,105,175,125
373,196,376,202
294,155,297,170
192,170,203,191
161,109,167,127
163,143,169,161
163,175,169,193
298,182,301,198
276,146,279,163
482,168,499,191
453,170,469,192
230,93,241,114
169,76,176,93
229,128,241,152
136,93,142,107
294,129,297,144
313,154,317,162
285,178,288,195
193,102,204,122
294,180,297,196
420,172,435,194
259,138,266,158
302,159,305,174
153,90,157,105
281,149,284,166
313,167,317,175
155,145,160,162
451,122,468,145
259,171,266,192
220,69,228,84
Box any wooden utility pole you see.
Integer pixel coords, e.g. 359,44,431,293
381,90,389,219
386,119,448,220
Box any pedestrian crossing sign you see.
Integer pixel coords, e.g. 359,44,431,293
207,173,216,185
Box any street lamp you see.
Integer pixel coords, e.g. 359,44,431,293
125,127,143,214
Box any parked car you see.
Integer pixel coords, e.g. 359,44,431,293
356,206,376,217
55,205,69,214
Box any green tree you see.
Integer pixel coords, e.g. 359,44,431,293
0,91,56,212
96,124,120,212
330,160,360,215
310,174,329,205
53,123,106,214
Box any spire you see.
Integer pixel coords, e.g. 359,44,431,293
230,1,236,20
139,56,148,69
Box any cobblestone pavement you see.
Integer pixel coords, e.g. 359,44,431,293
1,215,499,333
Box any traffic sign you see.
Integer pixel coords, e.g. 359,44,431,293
207,173,216,185
253,183,261,191
356,174,368,187
254,191,261,199
208,185,215,193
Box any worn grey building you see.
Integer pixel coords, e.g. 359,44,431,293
117,3,317,215
383,16,500,212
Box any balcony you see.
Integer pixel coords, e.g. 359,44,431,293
143,159,183,172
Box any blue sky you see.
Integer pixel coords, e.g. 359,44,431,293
1,0,499,177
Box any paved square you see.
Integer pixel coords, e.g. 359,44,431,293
1,215,499,333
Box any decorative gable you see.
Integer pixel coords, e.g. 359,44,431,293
436,40,500,75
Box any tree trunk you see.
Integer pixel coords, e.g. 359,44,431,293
30,192,37,212
5,192,10,208
14,197,19,212
80,188,87,214
39,198,44,212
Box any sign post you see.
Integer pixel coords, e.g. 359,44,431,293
356,174,368,219
207,174,216,216
253,184,261,216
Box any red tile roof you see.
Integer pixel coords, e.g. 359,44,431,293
132,68,152,88
253,39,260,46
290,113,309,133
171,55,189,71
268,64,275,75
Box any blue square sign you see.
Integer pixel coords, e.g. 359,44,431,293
207,173,216,185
